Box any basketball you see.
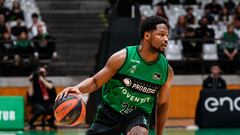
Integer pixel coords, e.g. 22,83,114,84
53,93,86,126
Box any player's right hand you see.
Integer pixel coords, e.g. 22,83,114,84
55,87,81,101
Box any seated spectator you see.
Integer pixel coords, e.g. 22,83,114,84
219,24,239,61
224,0,236,14
202,8,215,24
195,17,215,44
172,15,187,39
0,0,10,21
232,4,240,22
32,25,57,60
155,3,168,21
233,16,240,37
218,6,231,25
0,31,13,61
202,64,226,90
10,16,28,39
184,7,195,25
28,13,47,38
218,24,239,74
0,13,10,38
13,31,34,65
204,0,222,15
182,27,202,59
8,0,24,21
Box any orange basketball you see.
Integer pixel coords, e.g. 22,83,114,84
53,93,86,126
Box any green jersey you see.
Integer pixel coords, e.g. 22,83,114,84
102,45,169,115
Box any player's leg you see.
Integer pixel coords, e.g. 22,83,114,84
122,110,149,135
86,104,123,135
148,99,157,135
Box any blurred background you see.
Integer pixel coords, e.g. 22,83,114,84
0,0,240,134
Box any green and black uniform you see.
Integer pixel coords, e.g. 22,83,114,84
87,46,169,135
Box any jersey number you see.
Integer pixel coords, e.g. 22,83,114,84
120,103,136,114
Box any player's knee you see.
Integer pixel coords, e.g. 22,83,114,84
127,125,148,135
139,127,148,135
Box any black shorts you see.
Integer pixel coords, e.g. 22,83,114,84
86,103,150,135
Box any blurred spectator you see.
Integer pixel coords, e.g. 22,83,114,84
182,27,201,59
8,0,24,21
28,13,47,38
219,24,238,61
155,3,168,21
0,0,10,21
218,6,231,25
204,0,222,15
0,13,10,38
10,16,28,39
184,7,195,25
172,15,187,39
224,0,236,14
234,17,240,37
232,4,240,22
27,66,57,130
13,31,34,65
0,31,13,61
202,8,215,24
202,64,226,90
32,25,57,60
195,17,215,44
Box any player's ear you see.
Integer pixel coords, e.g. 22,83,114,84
144,32,151,40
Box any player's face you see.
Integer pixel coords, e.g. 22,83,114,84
149,24,169,53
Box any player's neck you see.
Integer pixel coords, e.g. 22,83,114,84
138,44,159,63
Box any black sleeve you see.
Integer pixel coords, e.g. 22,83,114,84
221,78,227,89
202,79,207,89
202,77,211,89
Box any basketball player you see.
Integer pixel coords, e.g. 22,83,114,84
56,16,174,135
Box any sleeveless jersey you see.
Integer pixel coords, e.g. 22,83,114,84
102,45,169,115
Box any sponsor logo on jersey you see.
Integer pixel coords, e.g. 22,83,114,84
123,78,132,87
153,72,161,80
122,78,158,95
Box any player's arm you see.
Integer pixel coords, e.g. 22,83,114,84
56,49,126,100
156,66,174,135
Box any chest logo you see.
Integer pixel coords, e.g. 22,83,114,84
153,72,161,80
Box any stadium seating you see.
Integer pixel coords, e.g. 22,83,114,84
165,40,183,60
202,43,218,60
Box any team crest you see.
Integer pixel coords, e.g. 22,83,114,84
129,65,137,74
153,72,161,80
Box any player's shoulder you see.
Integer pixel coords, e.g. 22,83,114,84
109,48,127,61
106,48,127,70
